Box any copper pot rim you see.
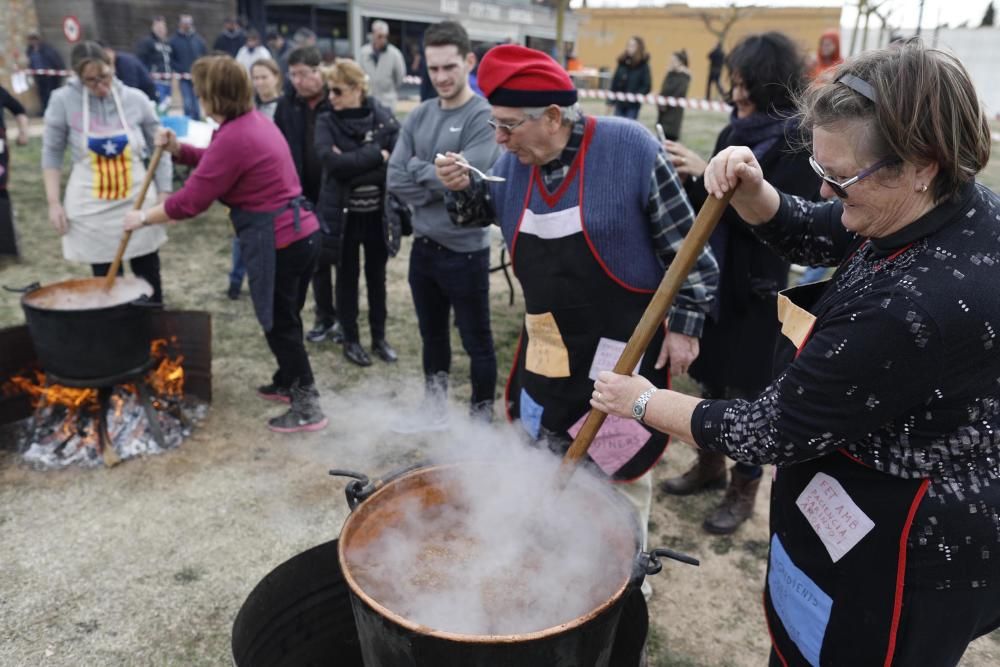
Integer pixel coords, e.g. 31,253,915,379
337,461,639,643
22,276,153,311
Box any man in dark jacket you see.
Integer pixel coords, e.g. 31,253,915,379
274,46,341,343
213,17,246,57
706,42,725,100
100,42,157,101
170,14,208,119
135,16,172,104
26,32,65,114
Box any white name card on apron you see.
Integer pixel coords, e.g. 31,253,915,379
796,472,875,563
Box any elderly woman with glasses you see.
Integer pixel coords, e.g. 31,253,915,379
42,41,172,302
593,40,1000,665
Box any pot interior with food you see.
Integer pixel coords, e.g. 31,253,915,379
339,461,637,637
22,277,152,311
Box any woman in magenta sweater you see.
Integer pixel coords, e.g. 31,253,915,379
124,55,327,433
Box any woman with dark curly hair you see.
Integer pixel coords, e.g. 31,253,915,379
660,32,821,534
596,39,1000,665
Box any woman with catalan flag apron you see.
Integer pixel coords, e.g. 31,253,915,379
42,42,169,302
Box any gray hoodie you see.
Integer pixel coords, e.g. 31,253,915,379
42,77,172,193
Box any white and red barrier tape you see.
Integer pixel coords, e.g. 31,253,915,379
20,67,191,80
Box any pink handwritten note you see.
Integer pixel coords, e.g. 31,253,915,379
568,412,649,475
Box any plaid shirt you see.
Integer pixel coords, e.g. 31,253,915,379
447,115,717,337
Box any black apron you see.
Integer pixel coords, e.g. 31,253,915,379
230,197,307,332
505,121,668,482
765,277,930,666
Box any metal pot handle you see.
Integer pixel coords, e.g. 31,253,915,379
3,282,41,294
635,546,700,581
328,469,376,509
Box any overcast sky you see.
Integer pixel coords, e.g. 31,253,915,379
573,1,995,30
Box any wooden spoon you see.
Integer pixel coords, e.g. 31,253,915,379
103,145,165,292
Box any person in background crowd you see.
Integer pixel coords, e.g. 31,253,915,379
227,58,285,301
279,28,318,92
236,29,272,72
213,17,246,58
387,20,500,432
661,32,820,534
406,42,422,79
706,42,725,100
26,32,65,115
809,28,843,81
274,46,341,344
0,85,29,257
798,28,846,286
437,45,718,587
656,49,691,141
609,36,651,120
170,14,208,120
99,42,157,102
315,60,401,367
360,20,406,113
42,42,171,303
594,40,1000,667
135,16,173,105
468,44,491,97
267,30,290,73
123,55,327,433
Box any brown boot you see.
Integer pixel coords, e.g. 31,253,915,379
659,450,727,495
703,467,762,535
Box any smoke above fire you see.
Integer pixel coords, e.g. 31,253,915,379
298,377,640,636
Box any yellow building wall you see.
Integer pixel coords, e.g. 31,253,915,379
575,4,843,99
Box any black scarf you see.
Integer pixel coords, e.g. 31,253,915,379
726,110,795,160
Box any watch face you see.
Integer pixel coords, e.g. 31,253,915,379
633,402,644,419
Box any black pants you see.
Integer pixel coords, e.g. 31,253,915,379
91,251,163,304
0,191,17,257
336,211,388,343
310,234,338,327
408,236,496,405
266,232,320,389
705,73,725,101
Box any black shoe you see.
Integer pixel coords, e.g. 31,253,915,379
257,382,291,404
227,283,240,300
343,341,372,367
372,339,398,363
329,321,345,344
306,320,336,343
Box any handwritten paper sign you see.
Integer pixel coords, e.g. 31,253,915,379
768,534,832,667
568,411,649,475
777,292,817,350
524,312,570,378
588,337,642,381
796,472,875,563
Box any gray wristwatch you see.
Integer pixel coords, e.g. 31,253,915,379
632,388,657,424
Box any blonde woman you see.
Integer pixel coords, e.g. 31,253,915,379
314,60,400,366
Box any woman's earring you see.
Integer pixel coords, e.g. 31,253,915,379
919,184,928,193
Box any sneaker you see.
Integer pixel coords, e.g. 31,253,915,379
343,341,373,367
267,383,329,433
372,339,398,363
257,382,291,404
306,319,341,343
227,283,241,300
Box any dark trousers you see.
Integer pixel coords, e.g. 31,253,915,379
91,251,163,304
37,77,61,114
614,103,640,119
229,237,246,288
767,582,1000,666
706,73,725,101
336,211,388,343
408,236,496,405
311,236,338,327
266,232,320,389
0,191,18,257
179,79,200,120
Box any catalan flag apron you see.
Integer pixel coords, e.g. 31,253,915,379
61,85,166,263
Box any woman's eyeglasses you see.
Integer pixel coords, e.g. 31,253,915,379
329,87,344,96
82,71,112,86
808,155,900,199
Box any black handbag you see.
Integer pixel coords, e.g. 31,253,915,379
383,192,412,257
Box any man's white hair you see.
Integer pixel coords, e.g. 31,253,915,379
522,103,582,126
371,20,389,35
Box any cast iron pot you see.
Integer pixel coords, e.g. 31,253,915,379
329,462,698,667
11,277,158,380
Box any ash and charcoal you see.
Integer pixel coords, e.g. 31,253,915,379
16,390,207,469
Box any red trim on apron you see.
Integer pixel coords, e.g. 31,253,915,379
884,478,930,667
765,587,792,667
532,116,597,208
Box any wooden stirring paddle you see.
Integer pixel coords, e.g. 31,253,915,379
104,145,166,292
559,190,735,485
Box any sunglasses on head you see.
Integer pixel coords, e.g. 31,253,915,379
808,155,900,199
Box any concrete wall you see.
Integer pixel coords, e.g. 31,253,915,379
574,4,842,99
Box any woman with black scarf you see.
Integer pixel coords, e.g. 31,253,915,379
315,60,400,367
660,32,821,534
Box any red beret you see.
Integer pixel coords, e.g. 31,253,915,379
478,44,578,108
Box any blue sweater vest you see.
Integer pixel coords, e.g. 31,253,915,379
490,116,664,291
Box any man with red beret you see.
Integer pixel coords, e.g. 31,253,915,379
436,44,718,554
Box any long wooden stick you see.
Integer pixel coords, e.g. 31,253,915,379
104,145,165,291
560,190,734,481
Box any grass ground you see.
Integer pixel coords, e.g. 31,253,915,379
2,104,999,666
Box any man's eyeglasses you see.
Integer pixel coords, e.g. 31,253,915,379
808,155,900,199
487,117,531,135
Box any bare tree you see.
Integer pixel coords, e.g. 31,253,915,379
697,3,754,47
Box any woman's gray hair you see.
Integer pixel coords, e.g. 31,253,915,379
523,103,582,127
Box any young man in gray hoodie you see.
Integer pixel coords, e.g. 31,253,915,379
387,20,500,432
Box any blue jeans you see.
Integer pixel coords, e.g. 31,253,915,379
229,237,246,288
615,103,640,119
408,236,496,405
179,78,200,120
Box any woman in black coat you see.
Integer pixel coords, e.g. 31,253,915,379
661,32,821,534
609,36,651,120
315,60,400,367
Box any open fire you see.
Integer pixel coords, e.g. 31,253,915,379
2,337,206,469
